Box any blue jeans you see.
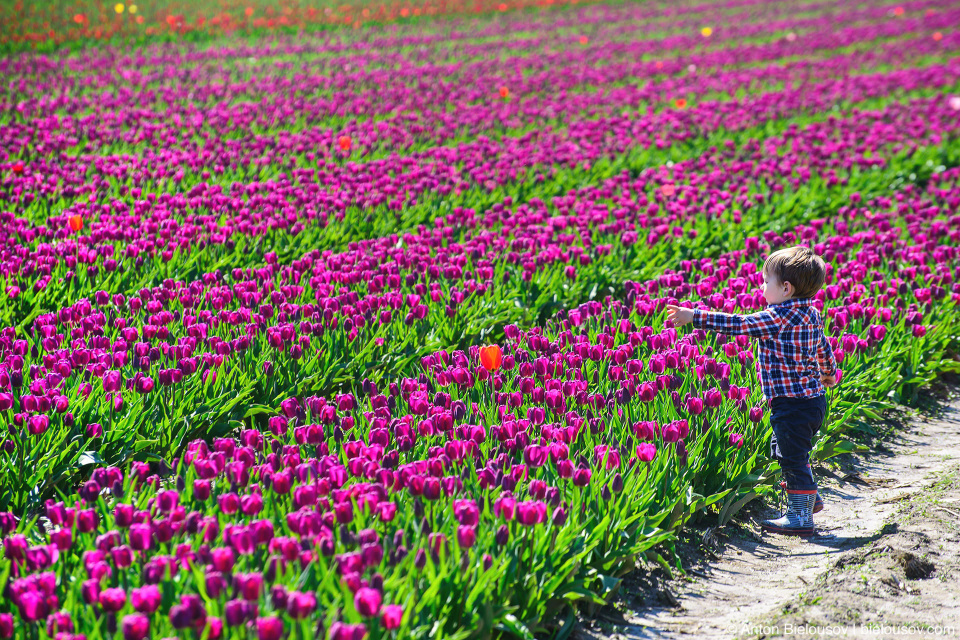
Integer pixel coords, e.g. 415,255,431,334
769,394,827,491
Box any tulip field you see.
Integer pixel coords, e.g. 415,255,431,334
2,0,960,637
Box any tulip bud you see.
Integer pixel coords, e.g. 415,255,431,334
552,506,568,526
611,473,624,493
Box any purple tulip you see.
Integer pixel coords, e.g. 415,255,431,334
685,396,704,415
27,414,49,435
636,443,657,462
81,579,100,605
129,524,152,551
638,381,657,402
50,528,72,551
331,622,369,640
218,492,240,514
170,604,194,629
456,525,476,548
156,489,179,512
354,587,382,617
236,572,263,601
206,571,227,598
572,468,592,487
99,587,127,612
516,501,547,526
130,585,161,613
121,615,150,640
16,591,49,622
286,591,317,619
46,611,73,636
869,324,888,342
224,600,247,627
381,604,403,629
102,371,122,393
662,422,682,443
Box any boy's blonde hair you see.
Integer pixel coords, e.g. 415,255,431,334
763,246,826,299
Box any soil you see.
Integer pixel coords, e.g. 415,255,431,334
573,384,960,640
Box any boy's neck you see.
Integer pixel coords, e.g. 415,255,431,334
771,296,811,306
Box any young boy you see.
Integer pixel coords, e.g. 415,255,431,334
666,246,838,537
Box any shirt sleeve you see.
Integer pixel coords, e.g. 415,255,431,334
817,332,838,376
692,308,781,340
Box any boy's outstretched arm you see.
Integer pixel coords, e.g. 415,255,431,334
666,304,781,339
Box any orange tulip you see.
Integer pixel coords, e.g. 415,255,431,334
579,36,588,45
499,86,510,99
933,32,943,41
674,98,687,109
479,345,502,371
661,184,676,197
338,135,352,151
893,6,904,15
68,215,83,232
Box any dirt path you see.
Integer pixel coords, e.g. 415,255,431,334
576,392,960,640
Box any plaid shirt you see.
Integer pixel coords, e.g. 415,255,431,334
692,298,837,401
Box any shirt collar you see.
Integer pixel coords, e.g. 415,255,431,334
767,297,813,309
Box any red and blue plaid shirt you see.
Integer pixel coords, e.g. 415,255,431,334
692,298,837,401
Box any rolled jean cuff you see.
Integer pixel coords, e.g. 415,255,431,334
781,466,817,491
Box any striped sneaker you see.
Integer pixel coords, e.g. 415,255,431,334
760,489,817,537
779,480,823,513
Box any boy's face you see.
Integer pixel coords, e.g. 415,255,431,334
762,269,793,305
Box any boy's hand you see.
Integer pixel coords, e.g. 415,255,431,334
665,305,694,327
822,373,837,387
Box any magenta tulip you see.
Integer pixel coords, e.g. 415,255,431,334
354,587,382,617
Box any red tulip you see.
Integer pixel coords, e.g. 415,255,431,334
479,344,502,371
